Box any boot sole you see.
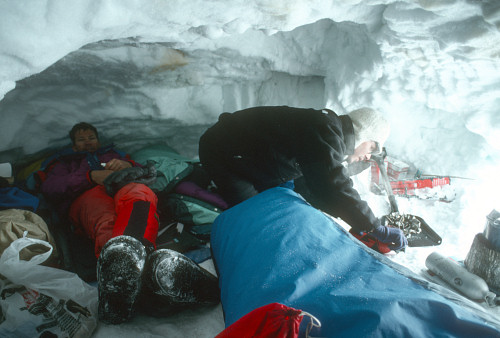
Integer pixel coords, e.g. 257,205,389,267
97,236,147,324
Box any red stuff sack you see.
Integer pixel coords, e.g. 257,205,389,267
216,302,319,338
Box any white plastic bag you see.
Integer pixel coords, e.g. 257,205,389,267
0,232,98,337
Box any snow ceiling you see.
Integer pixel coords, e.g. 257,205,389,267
1,0,499,182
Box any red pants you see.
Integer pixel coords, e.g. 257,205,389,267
69,183,159,257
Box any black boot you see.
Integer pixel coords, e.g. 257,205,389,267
97,235,147,324
137,249,220,317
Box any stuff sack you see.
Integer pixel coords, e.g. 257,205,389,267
0,234,98,338
155,193,223,253
159,193,222,230
0,208,58,264
155,179,228,253
211,187,500,337
131,144,196,193
160,181,228,232
216,302,320,338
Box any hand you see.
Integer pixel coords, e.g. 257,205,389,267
370,225,408,251
90,170,114,185
103,159,133,172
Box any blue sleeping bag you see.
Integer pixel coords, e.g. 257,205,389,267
211,187,500,337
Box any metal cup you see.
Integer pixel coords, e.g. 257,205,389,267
483,209,500,251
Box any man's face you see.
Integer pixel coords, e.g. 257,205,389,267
346,141,379,164
72,129,100,153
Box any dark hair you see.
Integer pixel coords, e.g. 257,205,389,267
69,122,99,145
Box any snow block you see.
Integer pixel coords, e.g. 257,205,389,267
211,187,500,337
465,233,500,293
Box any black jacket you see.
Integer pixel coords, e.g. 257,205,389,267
199,106,379,232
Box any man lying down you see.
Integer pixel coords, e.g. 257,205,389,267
210,186,500,337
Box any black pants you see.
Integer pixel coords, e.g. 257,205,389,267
199,138,283,207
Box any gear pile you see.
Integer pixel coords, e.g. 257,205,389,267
382,212,422,237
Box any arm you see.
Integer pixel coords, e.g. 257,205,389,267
297,115,380,233
41,158,95,199
90,158,133,185
92,150,136,185
89,169,114,185
301,161,379,232
41,149,136,198
297,115,407,250
103,158,134,171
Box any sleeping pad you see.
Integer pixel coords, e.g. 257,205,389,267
211,186,500,337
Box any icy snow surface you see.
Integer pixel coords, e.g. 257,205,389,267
1,0,500,336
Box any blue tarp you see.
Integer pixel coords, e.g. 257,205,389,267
211,187,500,337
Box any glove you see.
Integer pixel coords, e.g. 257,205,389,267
104,161,157,196
370,225,408,251
350,229,392,254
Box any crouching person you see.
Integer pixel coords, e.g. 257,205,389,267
41,122,219,324
199,106,407,252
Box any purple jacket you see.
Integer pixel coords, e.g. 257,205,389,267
41,145,137,216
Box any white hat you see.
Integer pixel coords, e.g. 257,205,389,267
348,108,390,150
